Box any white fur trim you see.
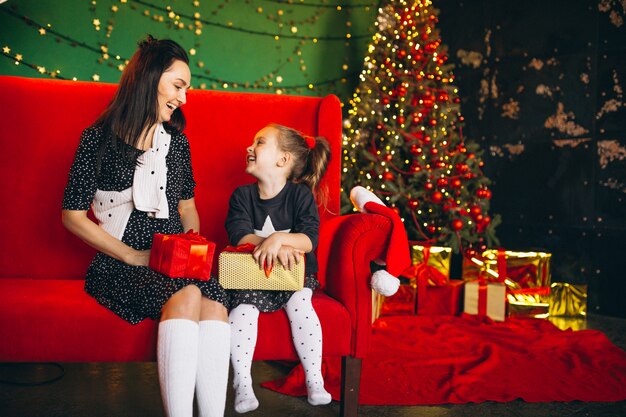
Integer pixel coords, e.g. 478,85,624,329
371,269,400,296
350,186,385,213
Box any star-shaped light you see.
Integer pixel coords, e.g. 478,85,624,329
15,54,23,61
38,28,46,35
254,215,291,238
92,74,100,81
2,46,9,54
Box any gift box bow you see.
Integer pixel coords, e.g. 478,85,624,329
407,245,448,286
222,243,273,277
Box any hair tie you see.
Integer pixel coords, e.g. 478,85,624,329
304,135,316,149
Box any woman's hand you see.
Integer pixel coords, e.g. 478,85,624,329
125,249,151,267
276,245,304,271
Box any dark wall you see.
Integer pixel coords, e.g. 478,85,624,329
438,0,626,317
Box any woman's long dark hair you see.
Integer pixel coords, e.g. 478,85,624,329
95,35,189,165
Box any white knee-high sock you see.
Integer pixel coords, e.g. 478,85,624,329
285,288,331,406
229,304,260,413
196,320,231,417
157,319,199,417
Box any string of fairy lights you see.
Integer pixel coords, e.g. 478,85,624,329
0,0,378,94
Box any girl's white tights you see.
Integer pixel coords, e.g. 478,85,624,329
229,288,331,414
284,288,332,406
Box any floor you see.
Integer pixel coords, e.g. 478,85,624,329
1,314,625,417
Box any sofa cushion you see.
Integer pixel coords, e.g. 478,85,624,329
0,279,350,361
0,279,158,361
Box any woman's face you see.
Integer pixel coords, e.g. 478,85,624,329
157,59,191,123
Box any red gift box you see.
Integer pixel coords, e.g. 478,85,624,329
149,231,215,280
416,279,464,315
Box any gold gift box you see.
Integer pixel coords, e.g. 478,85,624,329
548,282,587,317
507,290,550,318
409,243,452,281
218,252,304,291
462,250,552,290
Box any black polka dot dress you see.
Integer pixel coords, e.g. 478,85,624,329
63,125,227,325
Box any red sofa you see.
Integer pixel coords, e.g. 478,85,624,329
0,75,394,416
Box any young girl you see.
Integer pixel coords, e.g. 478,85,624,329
225,123,332,413
62,36,229,417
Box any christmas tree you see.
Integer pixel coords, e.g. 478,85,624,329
342,0,499,255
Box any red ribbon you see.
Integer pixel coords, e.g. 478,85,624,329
411,246,448,287
304,135,316,149
477,282,488,316
223,243,256,253
222,243,272,277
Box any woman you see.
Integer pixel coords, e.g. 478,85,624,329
62,35,229,417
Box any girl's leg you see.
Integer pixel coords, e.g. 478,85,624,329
229,304,260,413
284,288,331,405
158,285,202,417
196,298,230,417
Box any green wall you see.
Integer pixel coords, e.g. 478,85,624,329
0,0,379,100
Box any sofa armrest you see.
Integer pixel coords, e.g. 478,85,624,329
317,213,392,358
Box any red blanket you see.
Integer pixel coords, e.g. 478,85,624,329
262,315,626,404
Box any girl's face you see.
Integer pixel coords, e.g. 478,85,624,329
245,126,286,179
157,59,191,123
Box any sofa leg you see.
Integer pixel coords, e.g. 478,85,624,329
340,355,362,417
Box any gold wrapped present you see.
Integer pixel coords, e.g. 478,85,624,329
405,243,452,286
548,282,587,317
507,287,550,318
462,249,552,290
218,249,304,291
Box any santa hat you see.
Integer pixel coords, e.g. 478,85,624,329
350,186,412,297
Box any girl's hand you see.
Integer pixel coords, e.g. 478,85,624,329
277,245,304,271
252,234,283,270
125,249,151,267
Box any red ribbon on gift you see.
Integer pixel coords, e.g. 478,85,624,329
223,243,256,253
409,245,448,287
477,281,488,316
222,243,272,277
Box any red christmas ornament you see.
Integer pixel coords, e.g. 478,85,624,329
383,97,390,105
426,225,437,234
437,92,449,102
423,135,432,144
424,182,434,191
410,163,421,173
452,219,464,231
456,163,469,173
376,123,383,130
465,248,477,258
408,199,420,209
410,145,422,155
437,177,448,187
484,190,492,199
431,191,443,203
397,49,407,59
382,171,395,181
470,205,482,217
384,154,393,162
475,214,484,223
450,178,462,188
398,115,405,125
429,118,437,127
430,147,439,156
